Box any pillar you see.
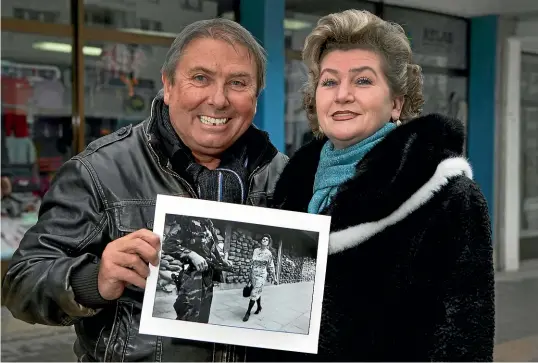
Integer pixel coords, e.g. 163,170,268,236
240,0,286,153
468,16,498,231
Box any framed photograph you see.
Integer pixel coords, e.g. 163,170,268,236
140,194,331,354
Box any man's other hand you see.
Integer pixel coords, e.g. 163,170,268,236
98,229,160,300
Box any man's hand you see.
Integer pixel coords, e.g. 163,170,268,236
98,229,160,300
187,251,208,271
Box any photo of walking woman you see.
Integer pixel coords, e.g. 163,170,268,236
242,234,278,322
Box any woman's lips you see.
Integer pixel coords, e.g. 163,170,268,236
331,111,359,121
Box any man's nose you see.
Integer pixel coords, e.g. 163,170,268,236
209,84,230,109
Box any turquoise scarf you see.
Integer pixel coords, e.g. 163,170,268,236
307,122,397,214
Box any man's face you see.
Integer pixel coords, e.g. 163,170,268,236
162,37,258,159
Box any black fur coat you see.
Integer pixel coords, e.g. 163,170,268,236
247,114,495,362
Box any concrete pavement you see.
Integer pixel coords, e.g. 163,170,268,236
153,281,314,334
493,259,538,362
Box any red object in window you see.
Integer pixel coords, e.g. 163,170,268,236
38,156,63,172
1,76,33,106
4,112,29,137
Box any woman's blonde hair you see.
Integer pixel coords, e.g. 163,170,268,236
302,9,425,137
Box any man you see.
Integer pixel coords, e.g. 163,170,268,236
2,18,287,362
163,216,233,323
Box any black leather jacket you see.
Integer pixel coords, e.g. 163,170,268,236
1,95,288,362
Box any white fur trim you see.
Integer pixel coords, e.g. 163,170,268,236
328,157,473,254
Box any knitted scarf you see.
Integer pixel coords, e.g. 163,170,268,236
307,122,397,214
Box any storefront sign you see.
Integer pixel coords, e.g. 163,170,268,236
384,6,468,69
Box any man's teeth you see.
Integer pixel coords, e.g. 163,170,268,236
200,116,229,125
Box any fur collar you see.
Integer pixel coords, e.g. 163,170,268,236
272,113,473,254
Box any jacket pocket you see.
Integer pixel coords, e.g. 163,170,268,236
113,201,156,239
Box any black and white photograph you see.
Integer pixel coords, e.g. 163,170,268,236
140,195,331,354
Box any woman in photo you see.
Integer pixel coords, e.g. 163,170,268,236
249,9,494,362
243,234,277,322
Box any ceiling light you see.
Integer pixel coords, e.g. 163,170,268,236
284,19,312,31
119,28,178,38
217,12,311,31
32,42,102,56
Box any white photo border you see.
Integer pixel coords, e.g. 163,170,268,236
140,194,331,354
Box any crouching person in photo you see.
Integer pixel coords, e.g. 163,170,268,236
163,217,234,323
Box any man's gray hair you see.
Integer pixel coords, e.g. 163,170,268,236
161,18,267,96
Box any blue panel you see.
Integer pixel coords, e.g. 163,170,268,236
468,15,497,226
240,0,286,153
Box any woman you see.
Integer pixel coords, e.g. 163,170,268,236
249,9,494,362
243,234,277,322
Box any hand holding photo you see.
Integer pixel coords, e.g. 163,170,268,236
139,194,331,354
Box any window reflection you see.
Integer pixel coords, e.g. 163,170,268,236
1,0,70,24
82,42,169,144
1,32,73,227
83,0,236,35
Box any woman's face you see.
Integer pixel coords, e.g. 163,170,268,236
315,49,403,149
261,237,269,249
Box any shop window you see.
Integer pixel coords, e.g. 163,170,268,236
84,6,127,28
12,8,59,23
421,73,468,148
83,0,234,35
80,41,169,145
1,32,73,243
2,0,69,24
383,6,468,70
140,18,163,32
381,6,469,151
